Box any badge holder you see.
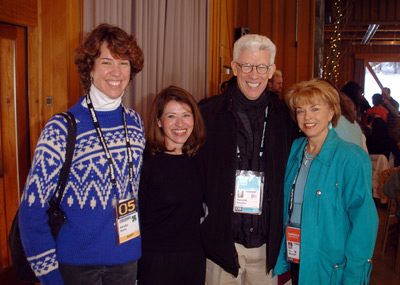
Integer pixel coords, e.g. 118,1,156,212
286,226,301,263
233,170,264,215
114,197,140,245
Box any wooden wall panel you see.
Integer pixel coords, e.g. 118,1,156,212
235,0,248,28
296,0,315,82
29,0,82,154
41,0,70,121
68,0,83,106
0,0,38,27
350,0,400,24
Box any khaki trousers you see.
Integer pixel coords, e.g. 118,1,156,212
205,243,278,285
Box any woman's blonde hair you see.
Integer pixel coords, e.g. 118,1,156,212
284,78,341,127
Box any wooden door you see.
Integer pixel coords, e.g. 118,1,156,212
0,22,30,269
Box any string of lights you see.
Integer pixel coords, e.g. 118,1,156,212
323,0,342,84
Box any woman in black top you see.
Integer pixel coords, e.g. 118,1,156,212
137,86,206,284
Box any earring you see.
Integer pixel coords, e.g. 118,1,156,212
329,122,333,130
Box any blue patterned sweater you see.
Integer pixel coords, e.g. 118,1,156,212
19,96,145,285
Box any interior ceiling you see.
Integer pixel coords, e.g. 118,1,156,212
324,0,400,45
324,24,400,45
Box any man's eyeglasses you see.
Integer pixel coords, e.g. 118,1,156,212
235,62,272,75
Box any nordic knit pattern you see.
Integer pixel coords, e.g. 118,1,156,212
19,96,145,285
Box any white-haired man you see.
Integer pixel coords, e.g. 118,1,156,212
198,34,298,284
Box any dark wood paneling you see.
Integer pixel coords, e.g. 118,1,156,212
0,0,38,27
347,0,400,24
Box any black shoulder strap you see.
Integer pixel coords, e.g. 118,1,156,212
49,112,76,205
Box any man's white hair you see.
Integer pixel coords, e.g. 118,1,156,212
233,34,276,64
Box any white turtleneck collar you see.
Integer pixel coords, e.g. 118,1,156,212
81,83,123,111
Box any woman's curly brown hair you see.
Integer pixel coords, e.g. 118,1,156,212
74,23,144,94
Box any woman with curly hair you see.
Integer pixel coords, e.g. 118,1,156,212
19,23,145,284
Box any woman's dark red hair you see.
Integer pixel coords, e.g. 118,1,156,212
74,23,144,93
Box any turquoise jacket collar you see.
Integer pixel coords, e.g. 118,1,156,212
294,129,339,166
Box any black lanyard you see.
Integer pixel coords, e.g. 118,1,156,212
288,162,302,224
86,95,134,197
288,149,310,224
237,106,269,170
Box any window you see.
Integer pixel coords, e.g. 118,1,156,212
365,62,400,105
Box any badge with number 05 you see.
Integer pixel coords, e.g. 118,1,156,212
115,198,140,245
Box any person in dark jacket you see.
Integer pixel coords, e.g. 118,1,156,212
382,87,400,141
367,117,400,166
198,34,298,284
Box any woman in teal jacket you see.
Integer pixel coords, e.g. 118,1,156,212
274,79,378,284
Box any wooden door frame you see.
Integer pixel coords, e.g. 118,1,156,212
0,22,30,268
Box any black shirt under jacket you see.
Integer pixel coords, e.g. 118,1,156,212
233,87,269,248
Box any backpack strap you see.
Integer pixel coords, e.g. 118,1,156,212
49,112,76,205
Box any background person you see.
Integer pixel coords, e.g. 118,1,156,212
137,86,206,284
363,93,388,126
341,81,370,123
274,78,378,284
198,34,298,284
367,117,400,167
267,69,283,97
383,168,400,217
335,92,368,152
19,23,145,284
382,87,400,141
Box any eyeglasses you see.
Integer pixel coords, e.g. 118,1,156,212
235,62,272,75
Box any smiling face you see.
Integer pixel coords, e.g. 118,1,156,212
231,49,275,100
158,100,194,154
90,43,131,99
269,75,283,94
296,100,334,146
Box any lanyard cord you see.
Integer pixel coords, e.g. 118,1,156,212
259,106,268,158
288,162,301,225
86,95,134,197
288,148,312,224
237,106,269,170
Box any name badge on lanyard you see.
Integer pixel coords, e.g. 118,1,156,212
286,226,301,263
115,198,140,244
233,170,264,215
86,95,140,245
